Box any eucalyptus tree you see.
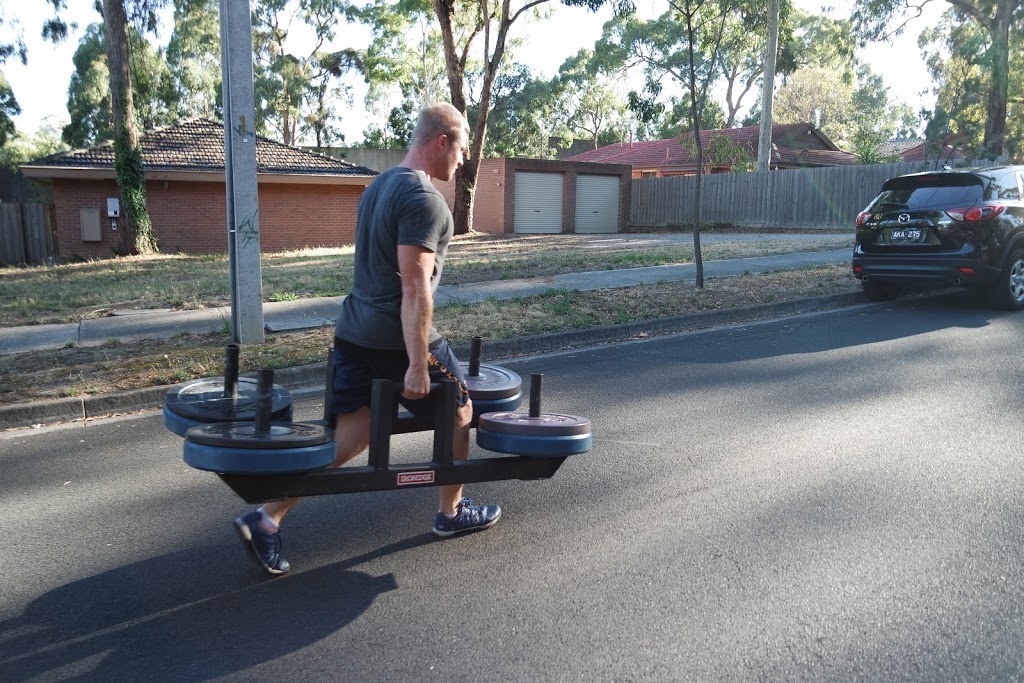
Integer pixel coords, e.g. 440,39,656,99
0,13,27,146
552,49,632,149
918,7,1022,160
252,0,361,146
41,0,167,254
852,0,1022,158
160,0,221,121
430,0,634,234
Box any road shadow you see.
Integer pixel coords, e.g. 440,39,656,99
0,534,436,681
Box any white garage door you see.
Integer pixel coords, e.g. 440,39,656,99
514,172,563,234
574,174,620,234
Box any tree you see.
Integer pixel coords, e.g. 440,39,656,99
252,0,360,146
473,63,558,157
0,120,67,172
852,0,1023,158
45,0,166,254
430,0,634,234
598,0,753,288
64,22,170,148
552,49,631,149
160,0,221,121
918,6,1022,161
0,12,27,147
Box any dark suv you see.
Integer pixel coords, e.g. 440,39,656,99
852,165,1024,309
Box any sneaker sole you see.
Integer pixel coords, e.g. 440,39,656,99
234,518,288,576
431,509,501,538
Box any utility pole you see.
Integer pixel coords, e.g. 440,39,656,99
220,0,265,344
757,0,780,173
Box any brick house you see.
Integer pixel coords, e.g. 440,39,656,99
20,118,377,260
565,123,857,178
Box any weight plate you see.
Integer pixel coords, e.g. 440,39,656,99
471,393,522,420
164,377,292,423
477,412,591,437
163,404,294,438
476,429,593,456
459,363,522,400
184,439,335,474
185,421,334,450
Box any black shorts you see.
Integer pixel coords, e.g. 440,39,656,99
328,337,470,418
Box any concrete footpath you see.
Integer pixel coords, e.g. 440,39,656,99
0,247,858,430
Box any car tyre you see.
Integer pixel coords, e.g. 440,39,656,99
988,248,1024,310
861,280,900,302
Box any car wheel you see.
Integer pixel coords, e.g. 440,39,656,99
989,249,1024,310
861,280,900,302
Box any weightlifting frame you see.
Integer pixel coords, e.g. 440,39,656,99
216,375,569,504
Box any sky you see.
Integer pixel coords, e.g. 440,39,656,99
4,0,947,144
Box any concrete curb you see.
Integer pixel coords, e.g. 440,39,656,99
0,293,864,431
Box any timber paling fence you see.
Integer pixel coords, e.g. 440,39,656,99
630,161,938,229
0,203,55,266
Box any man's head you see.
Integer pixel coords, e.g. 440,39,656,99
410,103,470,182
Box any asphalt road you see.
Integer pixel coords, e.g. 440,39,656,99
2,292,1023,682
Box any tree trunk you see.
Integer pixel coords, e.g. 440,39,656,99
102,0,158,255
982,3,1012,158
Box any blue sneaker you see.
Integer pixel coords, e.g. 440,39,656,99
234,511,290,576
432,497,501,537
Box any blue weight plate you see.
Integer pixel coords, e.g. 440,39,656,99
163,404,295,437
184,439,336,474
471,393,523,419
164,376,292,423
459,363,522,400
476,428,593,457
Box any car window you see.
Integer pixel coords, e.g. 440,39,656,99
873,175,985,210
993,173,1020,200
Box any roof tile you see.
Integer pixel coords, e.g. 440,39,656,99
31,118,377,176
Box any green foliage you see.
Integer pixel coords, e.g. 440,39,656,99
362,99,416,148
0,122,68,172
160,0,221,121
252,0,358,145
113,117,158,254
63,22,172,148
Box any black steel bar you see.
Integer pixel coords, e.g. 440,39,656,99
322,347,335,425
432,380,456,465
223,343,240,398
529,373,543,418
368,378,394,470
469,336,482,376
218,456,569,504
254,368,273,433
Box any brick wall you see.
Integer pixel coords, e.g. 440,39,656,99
431,158,507,234
53,178,365,260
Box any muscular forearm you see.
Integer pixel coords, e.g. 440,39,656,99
400,284,432,369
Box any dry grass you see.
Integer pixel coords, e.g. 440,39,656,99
0,264,860,406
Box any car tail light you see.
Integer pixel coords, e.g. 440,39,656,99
959,267,977,277
945,203,1007,222
856,210,872,226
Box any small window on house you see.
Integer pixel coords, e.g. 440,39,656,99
641,171,657,179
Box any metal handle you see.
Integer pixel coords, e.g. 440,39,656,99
223,343,240,399
529,374,543,418
469,336,482,377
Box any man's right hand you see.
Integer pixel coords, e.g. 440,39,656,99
402,363,431,400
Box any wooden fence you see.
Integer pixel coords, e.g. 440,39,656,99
630,161,939,229
0,203,55,266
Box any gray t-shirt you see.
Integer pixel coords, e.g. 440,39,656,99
335,167,453,350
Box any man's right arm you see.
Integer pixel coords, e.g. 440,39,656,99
397,243,436,399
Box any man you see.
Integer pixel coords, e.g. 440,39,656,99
234,103,501,576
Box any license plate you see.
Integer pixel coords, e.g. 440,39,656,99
888,228,924,242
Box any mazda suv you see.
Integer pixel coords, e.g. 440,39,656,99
851,165,1024,309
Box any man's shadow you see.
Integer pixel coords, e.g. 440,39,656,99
0,535,434,681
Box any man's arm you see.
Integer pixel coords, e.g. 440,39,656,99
397,243,436,399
